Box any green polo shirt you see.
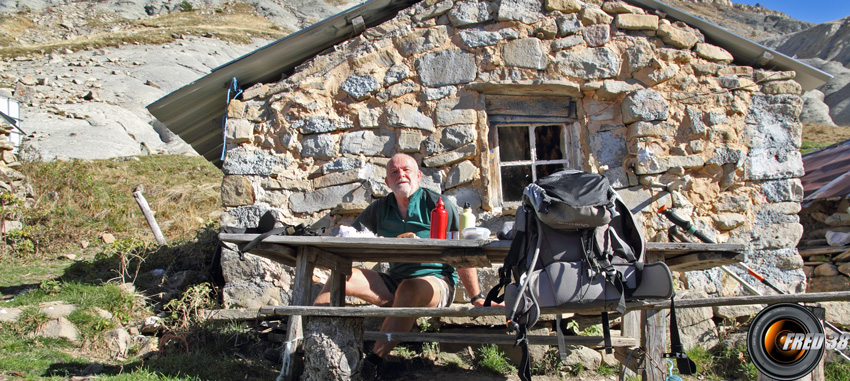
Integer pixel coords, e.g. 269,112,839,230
353,187,460,287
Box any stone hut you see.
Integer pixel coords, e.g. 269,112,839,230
149,0,830,326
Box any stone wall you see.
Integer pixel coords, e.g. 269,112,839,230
217,0,806,316
0,122,32,233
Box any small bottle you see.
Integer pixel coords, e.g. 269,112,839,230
430,197,448,239
460,202,475,231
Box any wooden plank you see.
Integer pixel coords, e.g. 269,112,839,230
441,248,491,268
282,246,315,381
665,251,744,272
614,346,643,376
199,308,261,321
642,251,665,381
329,269,345,307
484,95,575,118
832,248,850,262
362,331,637,348
258,291,850,318
799,246,850,257
620,311,641,379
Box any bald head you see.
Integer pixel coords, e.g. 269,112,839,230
385,153,422,200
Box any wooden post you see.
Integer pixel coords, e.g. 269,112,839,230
642,251,666,381
282,246,315,381
620,310,641,379
133,185,167,246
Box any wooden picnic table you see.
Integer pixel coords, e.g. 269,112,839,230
219,233,746,380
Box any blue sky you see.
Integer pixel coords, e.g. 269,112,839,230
734,0,850,24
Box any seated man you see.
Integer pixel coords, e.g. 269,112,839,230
314,153,499,363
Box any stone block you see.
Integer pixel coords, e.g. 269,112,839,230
617,185,672,212
313,165,375,189
582,24,610,47
341,130,394,157
591,129,627,168
561,345,602,370
545,0,580,12
435,97,478,127
821,302,850,327
497,0,544,23
712,213,746,230
713,304,763,320
412,0,453,21
447,1,493,27
808,276,850,293
627,121,674,138
387,104,435,132
416,50,477,87
750,222,803,250
446,160,478,189
755,70,796,82
615,14,658,30
657,23,699,49
502,38,549,70
760,178,804,203
551,35,584,51
358,108,381,129
635,63,680,86
555,47,621,79
223,147,290,176
293,116,353,135
384,64,412,86
301,134,339,160
421,85,457,101
322,157,363,175
556,13,582,36
441,125,476,148
398,131,424,152
423,143,477,167
290,183,369,214
761,80,803,95
717,66,754,77
745,148,803,181
340,74,379,101
221,175,255,207
39,317,80,345
695,43,733,63
621,89,669,124
581,7,613,25
227,99,245,118
396,26,449,56
0,307,21,323
603,1,644,14
225,118,253,143
814,263,839,277
459,29,506,49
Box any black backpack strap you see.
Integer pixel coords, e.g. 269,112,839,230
238,226,289,260
515,323,532,381
601,312,613,354
664,295,697,375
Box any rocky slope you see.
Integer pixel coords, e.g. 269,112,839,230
0,0,363,161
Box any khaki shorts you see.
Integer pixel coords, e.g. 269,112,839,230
378,273,455,307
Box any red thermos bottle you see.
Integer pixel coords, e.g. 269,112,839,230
430,197,448,239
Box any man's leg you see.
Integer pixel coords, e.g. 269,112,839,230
371,276,447,357
313,268,394,307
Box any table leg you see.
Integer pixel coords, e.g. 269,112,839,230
329,269,346,307
642,251,666,381
282,246,315,381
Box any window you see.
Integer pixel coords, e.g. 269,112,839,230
485,96,581,206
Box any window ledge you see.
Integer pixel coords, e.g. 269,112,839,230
467,80,582,98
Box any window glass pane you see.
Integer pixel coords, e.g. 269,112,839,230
501,166,532,202
499,126,530,162
535,125,563,161
536,163,567,180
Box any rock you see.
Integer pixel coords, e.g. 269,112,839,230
397,26,449,56
502,38,549,70
441,125,476,148
545,0,581,13
387,104,435,132
622,90,669,124
713,304,763,320
340,74,379,101
551,35,584,51
358,108,381,128
293,116,353,135
313,166,375,189
580,7,613,25
421,85,457,101
821,302,850,327
416,50,477,87
223,147,290,176
800,90,837,126
290,183,369,214
755,70,795,82
93,307,113,320
446,160,478,189
838,263,850,276
560,345,602,370
341,130,394,157
423,143,477,167
556,13,582,36
39,302,78,319
761,80,803,95
677,292,719,350
712,213,746,230
657,23,699,49
301,134,339,160
101,233,115,244
582,24,610,47
814,263,839,277
225,118,253,143
398,131,424,152
602,1,644,14
303,317,364,381
0,307,22,323
694,43,733,63
104,328,132,358
447,1,492,27
808,275,850,293
140,316,162,334
323,157,363,174
497,0,543,24
435,97,478,127
615,14,658,30
383,64,411,87
221,175,255,207
555,47,621,79
39,317,80,345
459,29,507,48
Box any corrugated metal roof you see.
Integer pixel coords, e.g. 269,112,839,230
803,140,850,201
147,0,833,166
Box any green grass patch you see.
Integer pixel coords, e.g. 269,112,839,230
826,361,850,380
476,344,516,375
687,343,758,380
801,140,835,155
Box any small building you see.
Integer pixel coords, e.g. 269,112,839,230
0,95,24,154
149,0,830,314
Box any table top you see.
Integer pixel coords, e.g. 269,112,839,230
219,233,746,271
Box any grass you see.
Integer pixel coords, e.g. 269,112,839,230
686,343,758,380
476,344,516,375
0,3,288,58
801,124,850,154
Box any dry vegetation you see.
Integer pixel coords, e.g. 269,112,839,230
0,2,288,59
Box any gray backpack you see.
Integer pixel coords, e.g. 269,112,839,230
485,170,674,380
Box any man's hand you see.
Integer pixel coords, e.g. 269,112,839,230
473,298,504,307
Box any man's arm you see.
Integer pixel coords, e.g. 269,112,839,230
457,267,503,307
